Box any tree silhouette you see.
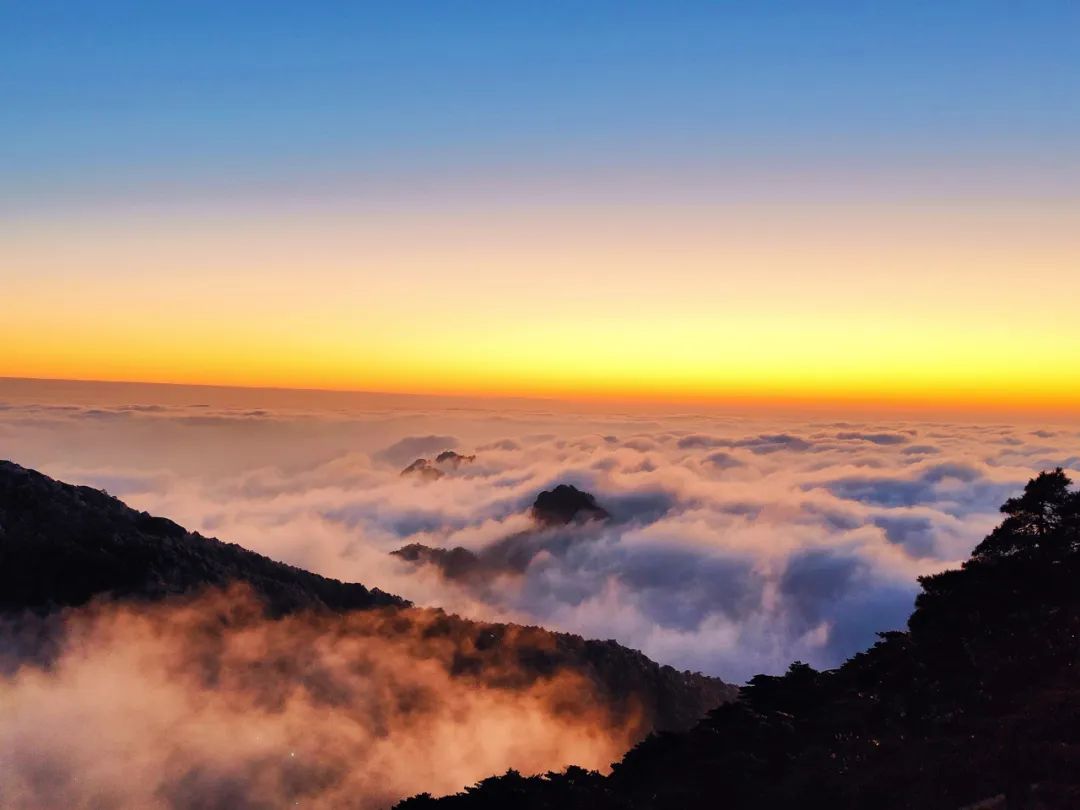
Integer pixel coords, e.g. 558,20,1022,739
971,468,1080,561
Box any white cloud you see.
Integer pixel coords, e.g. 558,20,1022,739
3,398,1078,682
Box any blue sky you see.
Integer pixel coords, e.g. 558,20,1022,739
4,1,1078,208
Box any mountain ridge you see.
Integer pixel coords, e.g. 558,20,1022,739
0,459,736,734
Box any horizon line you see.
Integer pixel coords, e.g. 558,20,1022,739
3,374,1079,421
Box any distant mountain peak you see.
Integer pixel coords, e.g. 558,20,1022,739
391,484,614,583
435,450,475,467
531,484,611,526
400,450,476,480
401,458,445,480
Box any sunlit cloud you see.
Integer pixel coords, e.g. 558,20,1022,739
3,387,1077,682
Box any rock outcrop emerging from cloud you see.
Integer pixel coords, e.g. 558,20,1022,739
531,483,612,526
400,450,477,480
392,484,612,582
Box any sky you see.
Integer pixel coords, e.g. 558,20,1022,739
3,2,1079,408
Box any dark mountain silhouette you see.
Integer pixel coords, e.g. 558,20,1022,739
436,450,476,467
0,460,733,732
391,484,612,582
401,450,477,480
401,458,446,480
0,460,404,616
392,542,490,580
532,484,611,526
397,468,1080,810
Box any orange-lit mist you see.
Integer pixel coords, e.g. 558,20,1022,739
0,587,639,810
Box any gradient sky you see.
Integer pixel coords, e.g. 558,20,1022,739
3,2,1079,408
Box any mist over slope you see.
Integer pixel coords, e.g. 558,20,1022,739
397,469,1080,809
2,587,637,809
0,460,732,809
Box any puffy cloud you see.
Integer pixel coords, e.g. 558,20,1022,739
2,391,1078,683
872,514,937,557
703,451,743,469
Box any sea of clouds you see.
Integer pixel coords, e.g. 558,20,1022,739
3,391,1079,683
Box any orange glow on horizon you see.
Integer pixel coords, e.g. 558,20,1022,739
5,198,1078,415
3,368,1078,419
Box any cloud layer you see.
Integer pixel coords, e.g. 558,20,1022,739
2,394,1078,682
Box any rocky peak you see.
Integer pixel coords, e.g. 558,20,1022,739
531,484,611,526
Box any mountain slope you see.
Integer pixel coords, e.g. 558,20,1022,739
0,459,405,615
0,460,735,733
396,468,1080,810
